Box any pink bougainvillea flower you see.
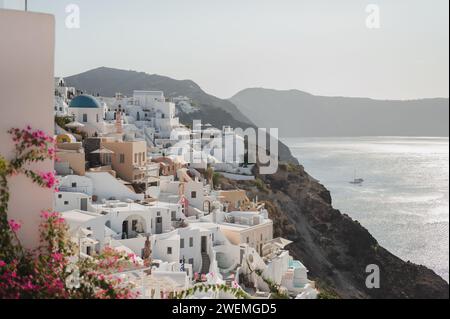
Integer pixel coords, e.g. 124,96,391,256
39,171,58,189
51,252,63,262
40,210,50,219
0,260,6,267
8,219,21,232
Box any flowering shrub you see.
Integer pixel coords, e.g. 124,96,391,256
0,127,139,299
173,282,250,299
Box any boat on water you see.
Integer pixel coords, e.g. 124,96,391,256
349,178,364,185
349,170,364,185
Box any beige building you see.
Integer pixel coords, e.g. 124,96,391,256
56,141,86,176
218,189,256,212
218,211,273,256
101,139,148,183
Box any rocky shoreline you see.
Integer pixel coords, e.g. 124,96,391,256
217,163,449,299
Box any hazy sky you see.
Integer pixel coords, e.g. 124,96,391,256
6,0,449,99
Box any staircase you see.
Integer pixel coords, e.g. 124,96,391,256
200,252,210,274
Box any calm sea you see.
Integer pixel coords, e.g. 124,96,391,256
282,137,449,282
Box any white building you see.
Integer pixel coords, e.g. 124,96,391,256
130,90,179,139
92,200,184,239
61,209,107,255
54,96,69,117
68,95,112,136
55,191,93,212
57,172,145,202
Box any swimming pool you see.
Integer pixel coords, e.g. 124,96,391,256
289,260,304,269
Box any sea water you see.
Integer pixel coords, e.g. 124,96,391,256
282,137,449,282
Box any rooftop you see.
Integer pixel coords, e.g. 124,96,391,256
69,95,101,109
92,200,179,213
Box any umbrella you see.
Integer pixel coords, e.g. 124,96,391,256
91,147,115,166
91,147,114,154
66,121,85,129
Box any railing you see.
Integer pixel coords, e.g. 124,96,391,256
59,186,90,194
213,240,226,247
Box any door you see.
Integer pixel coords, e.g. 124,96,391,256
122,220,128,239
201,236,207,253
203,201,211,214
155,217,163,234
80,198,87,211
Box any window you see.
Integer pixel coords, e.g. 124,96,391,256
104,153,111,165
246,237,250,244
167,247,172,255
157,211,161,217
134,153,138,163
119,153,125,163
64,201,69,205
82,114,88,122
171,211,176,221
260,234,263,241
191,191,197,199
96,113,99,123
71,182,77,188
58,194,62,199
189,258,194,266
180,239,184,249
132,220,138,231
189,237,193,247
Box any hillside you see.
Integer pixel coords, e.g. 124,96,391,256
230,88,449,137
64,67,449,298
65,67,297,164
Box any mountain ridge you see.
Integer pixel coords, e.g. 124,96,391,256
231,87,449,102
64,67,298,164
230,87,449,137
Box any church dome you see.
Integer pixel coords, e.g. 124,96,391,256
69,95,101,108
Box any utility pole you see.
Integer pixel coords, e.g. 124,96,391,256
25,0,27,11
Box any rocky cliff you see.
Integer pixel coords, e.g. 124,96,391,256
217,163,449,299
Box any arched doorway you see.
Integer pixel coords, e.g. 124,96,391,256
122,215,147,239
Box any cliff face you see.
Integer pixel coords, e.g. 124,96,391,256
218,164,449,299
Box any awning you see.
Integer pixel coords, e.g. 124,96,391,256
267,237,293,249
